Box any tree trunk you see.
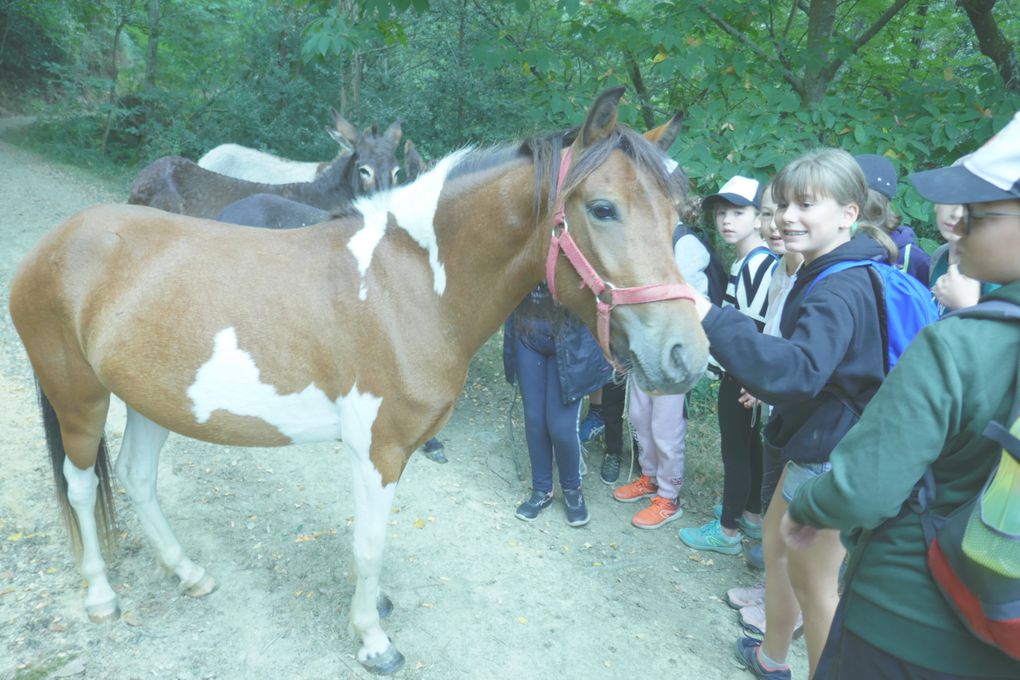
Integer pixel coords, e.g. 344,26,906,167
801,0,837,106
101,8,132,155
958,0,1019,92
625,51,655,130
143,0,160,127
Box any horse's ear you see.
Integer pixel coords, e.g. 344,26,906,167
384,119,402,145
404,140,424,181
578,87,625,148
645,112,683,151
329,107,361,150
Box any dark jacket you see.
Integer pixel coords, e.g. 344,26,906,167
701,235,888,463
502,285,612,404
890,225,931,286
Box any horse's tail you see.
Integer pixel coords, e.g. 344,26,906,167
37,381,117,561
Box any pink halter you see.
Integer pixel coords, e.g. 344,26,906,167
544,147,697,370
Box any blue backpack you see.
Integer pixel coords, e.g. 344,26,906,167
806,259,938,373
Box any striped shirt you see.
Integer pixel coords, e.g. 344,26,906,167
722,245,778,331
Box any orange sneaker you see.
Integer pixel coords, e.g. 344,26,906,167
631,496,683,529
612,475,658,503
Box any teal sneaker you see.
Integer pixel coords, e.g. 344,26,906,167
712,504,762,540
678,519,743,555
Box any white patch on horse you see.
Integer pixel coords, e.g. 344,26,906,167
187,327,383,444
348,148,471,299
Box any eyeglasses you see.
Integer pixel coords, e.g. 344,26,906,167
962,207,1020,235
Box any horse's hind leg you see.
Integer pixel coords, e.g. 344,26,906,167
38,383,120,622
115,407,216,597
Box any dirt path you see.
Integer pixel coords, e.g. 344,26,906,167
0,131,806,679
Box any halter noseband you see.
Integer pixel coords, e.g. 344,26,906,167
544,147,697,370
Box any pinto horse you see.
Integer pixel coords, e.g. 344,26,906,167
9,88,708,674
129,117,404,218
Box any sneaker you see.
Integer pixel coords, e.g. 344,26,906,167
599,453,621,485
734,636,791,680
578,410,605,443
563,488,590,527
421,437,448,464
514,491,553,521
678,519,743,555
612,475,658,503
726,581,765,609
739,604,804,639
631,496,683,529
745,542,765,571
713,504,762,540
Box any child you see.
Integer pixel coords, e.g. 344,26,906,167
611,219,712,528
855,153,931,285
928,200,1000,315
687,149,895,678
679,175,775,554
782,116,1020,679
503,282,612,527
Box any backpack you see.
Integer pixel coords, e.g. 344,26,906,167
920,299,1020,661
672,222,727,306
805,259,938,373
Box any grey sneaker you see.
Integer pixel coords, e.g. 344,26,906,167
562,488,590,527
600,453,621,485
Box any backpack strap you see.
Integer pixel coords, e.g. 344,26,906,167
900,243,912,273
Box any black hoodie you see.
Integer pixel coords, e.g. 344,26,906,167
702,235,889,463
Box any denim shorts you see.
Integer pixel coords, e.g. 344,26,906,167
782,460,832,503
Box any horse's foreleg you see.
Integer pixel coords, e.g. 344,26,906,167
62,458,119,622
347,450,404,675
115,407,216,597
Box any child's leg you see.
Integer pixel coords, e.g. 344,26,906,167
649,392,686,499
718,375,755,532
626,377,656,478
514,336,554,494
760,470,802,665
787,526,845,677
543,351,583,491
601,379,626,456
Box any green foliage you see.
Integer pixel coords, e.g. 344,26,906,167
4,0,1019,251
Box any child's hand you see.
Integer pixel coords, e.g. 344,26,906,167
737,387,761,410
690,289,713,321
933,264,980,311
780,511,818,550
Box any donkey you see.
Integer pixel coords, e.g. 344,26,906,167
10,88,708,675
197,108,386,184
129,118,403,218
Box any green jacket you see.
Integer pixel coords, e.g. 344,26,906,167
788,281,1020,677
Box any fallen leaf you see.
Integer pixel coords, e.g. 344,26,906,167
413,519,426,529
517,616,526,624
122,611,142,627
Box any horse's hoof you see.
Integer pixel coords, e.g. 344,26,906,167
376,593,394,619
87,602,121,623
182,573,218,598
361,644,405,676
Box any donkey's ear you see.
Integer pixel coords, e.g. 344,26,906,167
579,87,625,148
645,112,683,151
404,139,424,181
383,119,402,145
329,107,361,148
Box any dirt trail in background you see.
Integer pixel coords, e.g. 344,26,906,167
0,132,807,679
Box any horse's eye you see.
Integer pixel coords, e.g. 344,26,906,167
359,166,374,180
587,200,618,222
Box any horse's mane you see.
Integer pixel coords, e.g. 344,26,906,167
447,126,688,225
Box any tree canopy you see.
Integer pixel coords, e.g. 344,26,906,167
1,0,1017,241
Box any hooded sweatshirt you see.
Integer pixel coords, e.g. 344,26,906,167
890,224,931,286
701,235,888,463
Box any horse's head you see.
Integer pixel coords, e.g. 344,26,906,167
548,88,708,394
327,109,403,194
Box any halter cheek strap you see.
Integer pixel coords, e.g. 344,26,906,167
544,147,697,370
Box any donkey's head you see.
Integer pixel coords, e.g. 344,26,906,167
327,109,403,195
548,89,708,394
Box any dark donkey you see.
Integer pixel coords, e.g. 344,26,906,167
128,119,404,218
